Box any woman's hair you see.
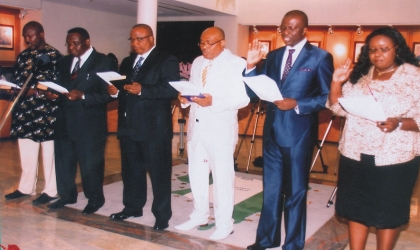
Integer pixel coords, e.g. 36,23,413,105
349,27,419,84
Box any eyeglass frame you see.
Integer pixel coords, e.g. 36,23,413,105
128,35,152,43
368,46,397,54
65,40,85,47
197,39,224,47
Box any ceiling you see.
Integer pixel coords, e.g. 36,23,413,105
43,0,230,17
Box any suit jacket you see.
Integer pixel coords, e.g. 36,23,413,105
55,49,116,141
247,41,333,147
117,48,179,141
184,49,249,144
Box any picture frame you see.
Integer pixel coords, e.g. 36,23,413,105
259,40,271,58
309,41,320,47
353,42,364,63
413,42,420,57
0,24,14,50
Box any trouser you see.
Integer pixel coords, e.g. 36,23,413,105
187,135,236,231
17,138,57,197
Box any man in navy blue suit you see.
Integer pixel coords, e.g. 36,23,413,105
245,10,333,250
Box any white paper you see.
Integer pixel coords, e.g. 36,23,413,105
242,75,283,102
338,96,386,122
38,81,69,94
0,79,21,89
169,81,201,96
96,72,126,85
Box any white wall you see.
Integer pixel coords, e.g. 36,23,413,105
237,0,420,25
0,0,41,10
40,1,136,63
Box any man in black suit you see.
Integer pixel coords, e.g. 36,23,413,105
107,24,179,231
47,27,116,214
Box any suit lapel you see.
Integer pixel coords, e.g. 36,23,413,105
282,42,312,88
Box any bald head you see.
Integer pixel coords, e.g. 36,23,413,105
199,27,226,60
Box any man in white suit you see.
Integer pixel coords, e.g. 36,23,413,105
175,27,249,240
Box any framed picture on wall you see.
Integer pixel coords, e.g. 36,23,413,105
309,41,320,47
353,42,364,63
0,24,14,50
259,40,271,58
413,43,420,57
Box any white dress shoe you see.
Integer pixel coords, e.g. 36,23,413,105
209,228,234,240
175,219,208,231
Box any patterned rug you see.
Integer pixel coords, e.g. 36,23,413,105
67,164,336,249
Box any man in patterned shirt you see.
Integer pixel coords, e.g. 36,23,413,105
3,21,63,205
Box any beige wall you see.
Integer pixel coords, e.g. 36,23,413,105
237,0,420,25
40,1,136,63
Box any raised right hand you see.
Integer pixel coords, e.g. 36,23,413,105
246,39,266,69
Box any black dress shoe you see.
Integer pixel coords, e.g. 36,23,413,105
32,193,58,205
109,211,142,220
47,198,77,209
247,243,266,250
5,190,29,200
153,220,169,231
82,203,103,214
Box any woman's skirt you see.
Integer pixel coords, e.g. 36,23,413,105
335,154,420,228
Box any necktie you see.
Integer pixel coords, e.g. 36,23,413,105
131,56,144,81
281,49,295,85
71,57,81,80
202,61,212,86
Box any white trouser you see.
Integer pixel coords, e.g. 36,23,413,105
187,134,236,232
17,138,57,197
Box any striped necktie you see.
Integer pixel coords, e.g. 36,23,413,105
71,57,81,80
131,56,144,81
202,61,212,86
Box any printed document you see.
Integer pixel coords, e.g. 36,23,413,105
37,81,69,94
97,72,126,85
242,75,283,102
338,96,386,122
0,79,21,89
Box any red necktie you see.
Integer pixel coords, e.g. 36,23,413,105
71,57,81,80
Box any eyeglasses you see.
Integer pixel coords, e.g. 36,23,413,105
368,46,396,54
198,39,223,47
128,35,151,43
65,41,83,47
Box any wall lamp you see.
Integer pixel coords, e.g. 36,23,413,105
328,25,333,35
357,25,363,35
19,9,27,19
253,25,259,34
277,26,281,34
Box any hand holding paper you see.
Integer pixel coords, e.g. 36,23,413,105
37,81,69,94
169,81,204,101
242,75,283,102
96,72,127,85
338,96,386,122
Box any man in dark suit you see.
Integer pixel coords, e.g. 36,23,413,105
107,24,179,231
47,27,116,215
245,10,334,250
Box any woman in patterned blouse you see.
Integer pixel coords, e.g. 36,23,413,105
328,27,420,250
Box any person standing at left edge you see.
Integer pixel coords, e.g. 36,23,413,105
47,27,116,214
108,24,179,231
4,21,63,204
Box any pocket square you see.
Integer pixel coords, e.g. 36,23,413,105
299,68,313,72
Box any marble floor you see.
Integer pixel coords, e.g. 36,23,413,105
1,134,420,249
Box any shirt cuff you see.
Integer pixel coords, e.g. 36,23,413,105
245,66,256,74
294,105,300,114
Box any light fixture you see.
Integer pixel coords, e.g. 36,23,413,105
19,9,27,19
357,25,363,35
252,25,259,34
277,26,281,34
328,25,333,35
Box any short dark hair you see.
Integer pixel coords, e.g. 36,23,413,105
23,21,44,34
67,27,90,40
350,27,419,84
284,10,308,27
